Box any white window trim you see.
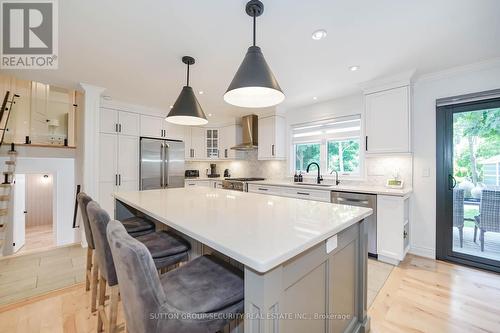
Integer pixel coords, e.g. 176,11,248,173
289,115,365,181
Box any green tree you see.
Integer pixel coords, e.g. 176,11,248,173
453,108,500,184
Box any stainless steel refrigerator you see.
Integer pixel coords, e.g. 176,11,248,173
140,138,185,190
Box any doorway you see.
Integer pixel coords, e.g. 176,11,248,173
436,97,500,272
13,173,55,254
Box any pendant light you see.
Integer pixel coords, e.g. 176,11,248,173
224,0,284,108
166,56,208,126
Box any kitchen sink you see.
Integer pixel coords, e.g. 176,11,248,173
294,183,334,187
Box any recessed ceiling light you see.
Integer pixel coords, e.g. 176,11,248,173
312,96,318,100
169,105,173,109
349,65,360,71
102,95,112,101
199,91,204,95
312,29,327,40
208,113,213,117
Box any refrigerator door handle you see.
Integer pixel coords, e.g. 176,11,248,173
164,142,170,188
160,143,165,188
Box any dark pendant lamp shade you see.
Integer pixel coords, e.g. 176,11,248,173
166,56,208,126
224,0,284,108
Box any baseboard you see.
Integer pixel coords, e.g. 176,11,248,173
408,245,435,259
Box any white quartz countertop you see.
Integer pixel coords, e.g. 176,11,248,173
250,179,413,196
113,187,372,273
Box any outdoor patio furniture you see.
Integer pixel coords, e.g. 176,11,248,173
474,190,500,252
453,189,465,247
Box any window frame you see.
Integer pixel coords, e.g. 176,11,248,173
290,115,365,180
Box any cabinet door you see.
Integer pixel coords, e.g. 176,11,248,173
273,115,286,159
100,108,118,134
184,127,192,159
365,86,409,153
164,121,184,141
118,135,139,184
118,111,139,136
191,127,205,159
258,116,273,159
140,115,163,138
99,133,118,183
99,182,116,216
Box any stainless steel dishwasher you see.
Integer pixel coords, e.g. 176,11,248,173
331,191,377,257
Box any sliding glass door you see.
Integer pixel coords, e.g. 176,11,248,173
436,97,500,272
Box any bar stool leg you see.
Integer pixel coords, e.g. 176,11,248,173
107,285,120,333
97,276,107,333
91,259,99,313
85,247,93,291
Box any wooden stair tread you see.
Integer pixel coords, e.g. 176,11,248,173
0,208,8,216
4,161,15,165
0,195,10,201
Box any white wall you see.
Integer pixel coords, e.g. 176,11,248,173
410,58,500,258
1,157,79,247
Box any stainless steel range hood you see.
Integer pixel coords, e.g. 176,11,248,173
231,114,258,150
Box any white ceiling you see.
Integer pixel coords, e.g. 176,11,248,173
3,0,500,123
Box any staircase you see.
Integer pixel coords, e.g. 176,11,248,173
0,91,19,255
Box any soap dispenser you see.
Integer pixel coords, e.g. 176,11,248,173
298,171,303,182
294,171,299,182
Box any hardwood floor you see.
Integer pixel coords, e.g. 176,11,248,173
0,254,499,332
369,255,500,333
17,224,56,255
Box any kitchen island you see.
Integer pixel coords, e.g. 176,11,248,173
113,187,373,333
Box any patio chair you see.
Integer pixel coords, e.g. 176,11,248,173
474,190,500,252
453,189,465,248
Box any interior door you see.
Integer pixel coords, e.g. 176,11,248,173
12,174,26,253
436,97,500,273
140,138,163,190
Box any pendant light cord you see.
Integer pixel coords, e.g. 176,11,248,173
253,13,256,46
186,63,190,86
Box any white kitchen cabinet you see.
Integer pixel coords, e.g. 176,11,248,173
98,133,139,216
206,129,219,159
377,194,410,265
258,115,286,160
219,125,243,160
185,127,206,160
140,114,184,140
140,114,164,138
282,187,331,202
185,180,210,187
100,108,139,136
365,86,411,153
248,184,284,196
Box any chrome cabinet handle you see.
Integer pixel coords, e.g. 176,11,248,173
272,144,275,156
258,188,268,191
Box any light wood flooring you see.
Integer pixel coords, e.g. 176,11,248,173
0,245,86,305
17,224,56,255
369,255,500,333
1,254,499,332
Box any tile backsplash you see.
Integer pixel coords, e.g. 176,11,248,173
185,150,288,179
186,152,413,188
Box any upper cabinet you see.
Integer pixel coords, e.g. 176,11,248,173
140,114,184,141
363,71,413,154
184,127,205,160
219,124,243,160
258,115,286,160
100,108,139,136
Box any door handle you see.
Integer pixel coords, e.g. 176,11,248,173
225,149,228,158
448,174,457,190
118,174,121,186
119,124,122,133
115,124,119,133
115,174,118,186
272,144,275,156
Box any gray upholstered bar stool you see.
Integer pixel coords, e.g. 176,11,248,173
107,220,244,333
87,201,190,333
77,192,157,313
76,192,99,312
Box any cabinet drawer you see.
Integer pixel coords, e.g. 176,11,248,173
185,180,210,187
247,184,283,196
282,187,331,202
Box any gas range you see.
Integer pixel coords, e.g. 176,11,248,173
222,178,265,191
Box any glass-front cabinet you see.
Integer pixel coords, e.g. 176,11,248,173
206,129,219,158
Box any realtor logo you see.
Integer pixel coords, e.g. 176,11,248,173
1,0,58,69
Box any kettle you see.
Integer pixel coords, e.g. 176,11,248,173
224,169,230,178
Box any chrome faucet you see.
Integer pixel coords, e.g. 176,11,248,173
330,170,341,185
306,162,323,184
